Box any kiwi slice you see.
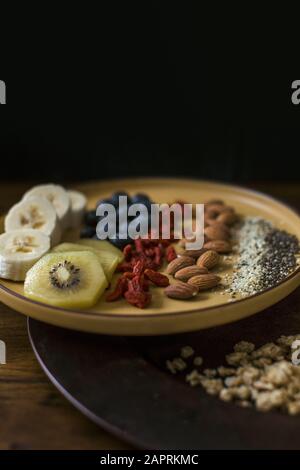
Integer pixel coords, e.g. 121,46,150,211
24,251,108,309
77,239,124,263
52,242,119,281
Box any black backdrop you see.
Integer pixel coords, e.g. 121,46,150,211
1,4,300,183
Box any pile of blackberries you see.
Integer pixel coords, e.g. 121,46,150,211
80,191,153,249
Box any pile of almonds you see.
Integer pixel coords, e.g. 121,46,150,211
164,200,238,300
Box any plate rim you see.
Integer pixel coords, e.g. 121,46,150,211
0,177,300,320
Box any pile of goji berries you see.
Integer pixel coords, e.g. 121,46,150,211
106,238,177,308
106,209,180,308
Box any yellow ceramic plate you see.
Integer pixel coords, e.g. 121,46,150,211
0,178,300,335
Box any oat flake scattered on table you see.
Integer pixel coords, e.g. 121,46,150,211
166,335,300,416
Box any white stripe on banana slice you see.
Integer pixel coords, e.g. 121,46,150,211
5,196,62,246
68,190,87,229
0,229,50,281
23,184,71,231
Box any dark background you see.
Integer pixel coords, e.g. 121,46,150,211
1,4,299,183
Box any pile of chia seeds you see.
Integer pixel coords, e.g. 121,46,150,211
228,217,300,297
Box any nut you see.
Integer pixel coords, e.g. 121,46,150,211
204,225,229,241
178,237,196,248
205,203,226,215
217,211,237,225
205,218,231,232
205,209,219,220
164,281,198,299
175,265,208,281
179,248,206,259
197,250,220,269
166,256,195,275
187,273,221,290
203,239,232,253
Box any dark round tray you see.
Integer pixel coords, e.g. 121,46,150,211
28,287,300,450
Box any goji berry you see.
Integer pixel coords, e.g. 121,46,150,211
116,261,133,272
123,272,134,279
128,275,145,292
159,239,171,247
134,238,144,253
144,269,170,287
132,259,145,276
123,244,132,261
144,258,158,270
124,290,151,308
166,245,177,262
145,248,154,257
106,276,128,301
154,246,163,267
105,195,183,309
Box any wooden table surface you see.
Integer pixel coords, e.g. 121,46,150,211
0,181,298,450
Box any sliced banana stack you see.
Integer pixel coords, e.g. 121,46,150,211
0,229,50,281
5,196,62,246
68,190,87,229
23,184,71,231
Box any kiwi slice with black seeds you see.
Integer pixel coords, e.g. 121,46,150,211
24,251,108,309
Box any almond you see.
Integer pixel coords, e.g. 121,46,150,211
164,281,198,299
175,265,208,281
179,248,206,259
188,273,221,290
204,225,229,241
204,203,227,215
166,256,195,275
205,208,219,220
197,250,220,269
178,236,196,248
205,219,230,232
216,211,237,225
203,239,232,253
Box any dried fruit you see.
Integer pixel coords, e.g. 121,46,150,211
166,245,177,262
204,225,229,241
197,250,220,269
106,276,128,301
124,290,151,308
166,256,195,275
123,244,132,261
203,239,232,253
144,269,169,287
132,259,145,276
187,273,221,290
164,281,198,299
175,265,208,282
205,218,230,232
205,203,227,214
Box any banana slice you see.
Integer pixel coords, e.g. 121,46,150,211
68,190,87,229
5,196,62,246
0,229,50,281
23,184,71,231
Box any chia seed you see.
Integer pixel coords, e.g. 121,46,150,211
228,217,299,297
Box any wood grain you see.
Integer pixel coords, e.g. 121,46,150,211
0,300,133,449
0,182,131,450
